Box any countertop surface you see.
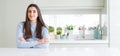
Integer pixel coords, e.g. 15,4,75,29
49,39,108,44
0,48,120,56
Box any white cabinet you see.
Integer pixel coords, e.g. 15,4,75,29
35,0,104,9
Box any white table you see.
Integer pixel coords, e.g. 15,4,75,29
0,48,120,56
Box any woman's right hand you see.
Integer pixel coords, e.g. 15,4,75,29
37,38,48,44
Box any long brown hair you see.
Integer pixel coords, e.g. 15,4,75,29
23,4,46,40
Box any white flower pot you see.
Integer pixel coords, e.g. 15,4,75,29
49,32,55,40
57,35,61,39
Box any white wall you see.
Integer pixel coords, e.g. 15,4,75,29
0,0,34,48
110,0,120,47
0,0,7,47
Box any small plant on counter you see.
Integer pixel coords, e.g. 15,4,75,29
48,26,54,32
56,27,62,35
66,25,74,30
48,26,55,40
56,27,62,39
65,25,74,38
78,25,86,38
88,24,102,39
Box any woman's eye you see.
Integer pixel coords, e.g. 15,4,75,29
28,10,31,13
33,10,36,13
28,10,36,13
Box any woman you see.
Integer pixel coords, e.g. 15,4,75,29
16,4,49,48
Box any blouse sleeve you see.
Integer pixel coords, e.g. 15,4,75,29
42,27,49,38
16,22,37,48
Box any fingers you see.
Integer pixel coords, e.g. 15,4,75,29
18,37,26,42
37,38,49,44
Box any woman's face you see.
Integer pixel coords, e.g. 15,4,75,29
28,6,38,22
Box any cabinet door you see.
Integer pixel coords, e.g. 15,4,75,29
35,0,104,9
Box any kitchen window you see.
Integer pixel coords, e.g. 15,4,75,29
37,0,108,46
42,13,107,41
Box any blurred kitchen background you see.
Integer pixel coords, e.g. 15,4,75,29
0,0,110,48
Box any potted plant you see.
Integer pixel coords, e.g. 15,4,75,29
65,25,74,35
56,27,62,39
48,26,55,40
48,26,54,32
78,25,86,39
87,25,101,40
93,24,102,39
64,25,74,39
66,25,74,30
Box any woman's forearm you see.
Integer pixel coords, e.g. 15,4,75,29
17,37,37,48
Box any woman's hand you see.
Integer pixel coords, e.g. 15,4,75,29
19,37,26,42
37,38,49,44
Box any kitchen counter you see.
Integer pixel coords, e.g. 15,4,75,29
50,39,108,44
0,48,120,56
50,34,108,44
49,35,109,47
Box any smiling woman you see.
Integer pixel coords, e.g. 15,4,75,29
16,4,49,48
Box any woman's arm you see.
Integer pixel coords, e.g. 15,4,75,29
19,37,47,45
17,38,37,48
16,23,38,48
17,37,47,48
41,27,50,43
16,23,49,48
